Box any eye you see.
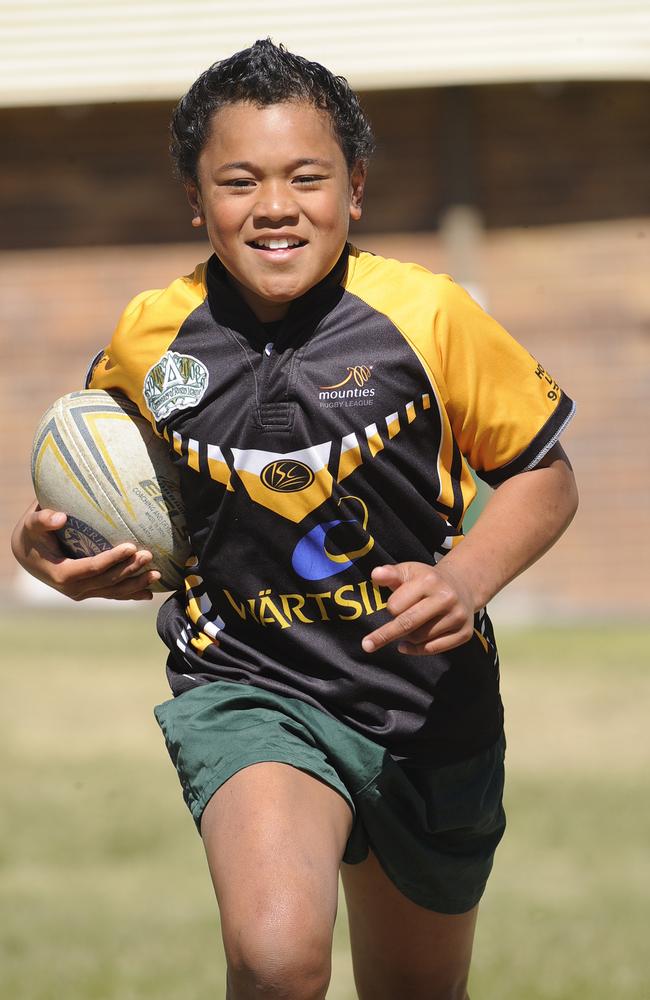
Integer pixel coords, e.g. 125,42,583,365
224,178,256,189
293,174,325,186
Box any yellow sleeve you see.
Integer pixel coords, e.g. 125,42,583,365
87,263,208,430
431,278,575,485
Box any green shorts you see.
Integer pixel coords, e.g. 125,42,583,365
154,680,506,914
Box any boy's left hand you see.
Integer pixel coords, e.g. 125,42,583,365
361,562,476,656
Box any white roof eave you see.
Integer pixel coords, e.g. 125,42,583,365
1,0,649,108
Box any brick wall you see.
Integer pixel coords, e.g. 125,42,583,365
1,82,648,251
2,79,649,616
2,219,649,616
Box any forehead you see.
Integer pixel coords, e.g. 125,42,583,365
201,100,344,166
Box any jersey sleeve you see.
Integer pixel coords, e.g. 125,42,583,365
85,262,209,430
432,278,575,486
86,288,166,426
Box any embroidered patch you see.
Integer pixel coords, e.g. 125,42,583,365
143,351,209,421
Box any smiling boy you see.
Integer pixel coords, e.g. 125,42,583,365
185,100,366,319
12,40,578,1000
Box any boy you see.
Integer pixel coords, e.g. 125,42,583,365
12,39,578,1000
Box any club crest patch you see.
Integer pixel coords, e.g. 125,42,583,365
143,351,209,421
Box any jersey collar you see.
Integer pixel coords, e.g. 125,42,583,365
206,244,350,348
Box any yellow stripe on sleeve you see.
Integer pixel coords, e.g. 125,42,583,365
207,444,234,491
337,432,363,482
365,423,384,458
385,412,400,439
187,438,200,472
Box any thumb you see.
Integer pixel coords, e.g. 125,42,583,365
33,508,67,532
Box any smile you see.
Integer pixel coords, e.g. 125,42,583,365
248,237,308,251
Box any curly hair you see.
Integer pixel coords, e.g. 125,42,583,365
170,39,375,183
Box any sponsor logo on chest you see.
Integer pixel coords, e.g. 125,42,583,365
318,365,376,408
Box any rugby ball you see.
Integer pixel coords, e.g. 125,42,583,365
31,389,191,591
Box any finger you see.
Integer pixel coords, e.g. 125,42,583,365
57,543,144,581
23,507,68,535
73,569,161,602
105,569,160,599
75,560,157,594
370,563,408,592
48,547,151,595
398,627,474,656
398,606,474,648
361,597,444,653
109,566,161,594
371,563,448,618
101,550,155,584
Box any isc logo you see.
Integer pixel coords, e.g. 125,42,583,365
261,461,315,493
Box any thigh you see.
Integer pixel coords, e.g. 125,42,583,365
341,850,478,1000
201,761,353,956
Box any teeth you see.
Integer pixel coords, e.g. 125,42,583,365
253,238,302,249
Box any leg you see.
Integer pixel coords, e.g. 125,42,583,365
341,850,478,1000
201,762,353,1000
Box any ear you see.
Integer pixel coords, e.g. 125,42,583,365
349,162,366,222
186,181,204,228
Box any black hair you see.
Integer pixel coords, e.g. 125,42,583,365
170,38,375,184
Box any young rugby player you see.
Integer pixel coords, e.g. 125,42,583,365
12,40,578,1000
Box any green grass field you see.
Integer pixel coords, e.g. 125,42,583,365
1,611,648,999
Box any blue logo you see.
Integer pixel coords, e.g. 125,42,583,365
291,496,374,581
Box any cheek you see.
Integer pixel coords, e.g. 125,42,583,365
205,201,241,241
316,200,352,240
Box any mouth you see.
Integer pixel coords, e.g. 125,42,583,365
247,237,308,253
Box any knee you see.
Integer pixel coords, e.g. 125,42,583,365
224,914,331,999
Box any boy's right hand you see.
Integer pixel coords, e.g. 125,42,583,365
10,501,161,601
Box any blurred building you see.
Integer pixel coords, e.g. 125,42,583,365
1,1,649,616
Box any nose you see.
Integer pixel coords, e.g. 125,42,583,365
252,179,299,225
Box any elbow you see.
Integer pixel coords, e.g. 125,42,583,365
566,473,579,526
545,442,579,529
560,464,579,532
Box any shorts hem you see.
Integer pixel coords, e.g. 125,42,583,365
379,864,489,914
185,751,355,835
341,849,491,914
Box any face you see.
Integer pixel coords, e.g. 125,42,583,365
187,101,365,322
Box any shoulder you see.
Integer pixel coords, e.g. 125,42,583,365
87,261,210,413
114,261,209,340
343,246,484,368
345,245,459,318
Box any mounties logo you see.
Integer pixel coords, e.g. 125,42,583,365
318,365,376,408
321,365,373,390
261,460,314,493
143,351,209,421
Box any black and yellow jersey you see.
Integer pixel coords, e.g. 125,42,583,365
89,244,575,763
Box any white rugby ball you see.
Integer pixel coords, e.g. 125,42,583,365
31,389,191,591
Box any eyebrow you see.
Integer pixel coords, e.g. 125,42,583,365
217,157,335,172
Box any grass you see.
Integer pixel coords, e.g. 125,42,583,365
1,611,648,999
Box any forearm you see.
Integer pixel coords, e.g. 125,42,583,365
440,442,579,609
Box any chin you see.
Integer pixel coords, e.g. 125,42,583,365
260,283,306,303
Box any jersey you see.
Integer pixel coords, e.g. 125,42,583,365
88,244,575,763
